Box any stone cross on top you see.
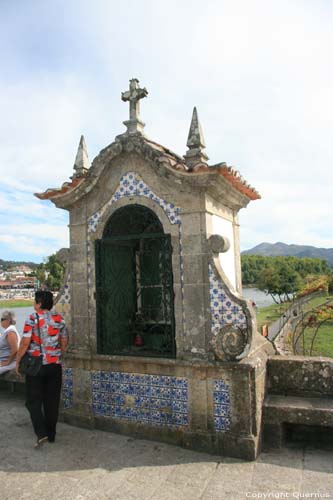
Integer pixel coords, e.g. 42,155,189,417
121,78,148,135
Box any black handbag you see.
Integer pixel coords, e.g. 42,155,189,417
19,313,43,376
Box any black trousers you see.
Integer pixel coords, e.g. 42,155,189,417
25,363,62,441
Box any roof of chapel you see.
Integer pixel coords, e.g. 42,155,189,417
35,133,260,204
35,79,260,207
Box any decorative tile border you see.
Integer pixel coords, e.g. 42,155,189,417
56,274,71,305
91,371,189,428
87,172,181,233
209,264,247,336
86,171,186,330
213,379,231,431
62,367,73,409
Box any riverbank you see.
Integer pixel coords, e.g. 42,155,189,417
0,299,34,308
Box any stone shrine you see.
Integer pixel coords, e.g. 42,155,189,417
36,79,274,460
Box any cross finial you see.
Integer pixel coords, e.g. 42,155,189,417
121,78,148,135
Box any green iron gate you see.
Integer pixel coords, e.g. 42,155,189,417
95,205,176,357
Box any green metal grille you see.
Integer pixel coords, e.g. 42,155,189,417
96,205,176,358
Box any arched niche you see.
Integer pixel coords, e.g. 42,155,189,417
95,204,176,358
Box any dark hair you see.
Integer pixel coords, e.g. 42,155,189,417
35,290,53,310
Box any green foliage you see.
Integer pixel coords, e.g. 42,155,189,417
258,263,302,303
328,274,333,295
242,255,329,304
36,253,66,291
241,255,330,286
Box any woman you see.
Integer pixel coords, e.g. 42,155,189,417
0,310,20,374
16,290,68,448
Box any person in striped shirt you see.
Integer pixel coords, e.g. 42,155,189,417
16,290,68,448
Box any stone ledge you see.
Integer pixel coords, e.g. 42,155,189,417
263,394,333,425
263,394,333,449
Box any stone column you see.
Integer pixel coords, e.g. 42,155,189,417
68,203,90,356
180,207,211,360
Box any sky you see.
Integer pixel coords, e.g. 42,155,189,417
1,0,332,263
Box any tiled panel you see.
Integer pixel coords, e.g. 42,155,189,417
57,274,71,305
91,371,189,428
62,367,73,409
213,379,231,431
209,264,247,335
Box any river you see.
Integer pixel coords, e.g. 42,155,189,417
242,288,277,308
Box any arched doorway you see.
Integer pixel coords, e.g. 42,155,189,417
95,204,176,357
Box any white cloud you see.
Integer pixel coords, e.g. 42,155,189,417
0,0,332,262
0,222,68,257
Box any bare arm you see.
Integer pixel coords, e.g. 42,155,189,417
15,337,31,375
0,332,19,366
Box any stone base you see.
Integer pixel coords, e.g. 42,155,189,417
61,344,271,461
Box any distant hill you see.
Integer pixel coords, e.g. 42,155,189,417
242,242,333,267
0,259,39,270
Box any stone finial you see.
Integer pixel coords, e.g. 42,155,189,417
184,107,209,168
72,135,90,178
121,78,148,135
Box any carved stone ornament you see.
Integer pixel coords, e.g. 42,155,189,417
213,324,248,361
208,234,230,254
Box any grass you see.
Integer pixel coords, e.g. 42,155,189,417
257,292,333,358
302,295,332,312
256,302,289,331
256,293,332,330
294,296,333,358
300,320,333,358
0,299,34,308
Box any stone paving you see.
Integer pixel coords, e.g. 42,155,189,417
0,394,332,500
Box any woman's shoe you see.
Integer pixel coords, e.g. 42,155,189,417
33,436,48,449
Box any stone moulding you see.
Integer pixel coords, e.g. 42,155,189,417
35,133,260,210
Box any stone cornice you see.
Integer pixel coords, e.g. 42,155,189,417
35,133,260,210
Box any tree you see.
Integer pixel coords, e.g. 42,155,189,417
36,253,66,291
241,254,330,286
258,267,282,303
258,264,302,303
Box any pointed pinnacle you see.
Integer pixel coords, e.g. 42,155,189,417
184,107,209,168
186,107,206,149
72,135,90,178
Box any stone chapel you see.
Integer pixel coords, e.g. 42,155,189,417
36,79,274,460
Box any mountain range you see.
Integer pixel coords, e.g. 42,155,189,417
242,242,333,267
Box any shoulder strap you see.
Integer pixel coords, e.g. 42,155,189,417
35,313,43,355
